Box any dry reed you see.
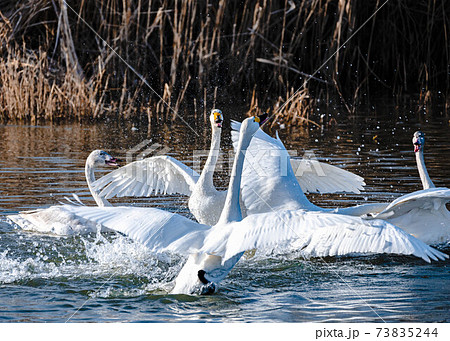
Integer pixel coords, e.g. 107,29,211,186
0,0,448,123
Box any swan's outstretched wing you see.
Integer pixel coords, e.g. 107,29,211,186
368,188,450,220
290,157,365,194
7,206,107,235
92,156,200,199
231,120,317,215
201,209,448,264
331,203,390,217
231,120,365,195
61,205,209,254
365,188,450,245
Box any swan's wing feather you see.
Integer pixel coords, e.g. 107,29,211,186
370,187,450,219
201,210,448,263
364,188,450,245
231,121,313,214
332,202,389,216
232,120,365,194
231,120,284,150
290,159,365,194
61,205,209,254
7,206,103,235
231,121,365,216
92,155,200,199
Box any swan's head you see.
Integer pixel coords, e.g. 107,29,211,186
239,113,269,137
412,131,425,153
210,109,223,129
88,150,119,167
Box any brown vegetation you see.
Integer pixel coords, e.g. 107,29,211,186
0,0,448,123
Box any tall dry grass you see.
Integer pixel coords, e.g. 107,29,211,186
0,0,448,123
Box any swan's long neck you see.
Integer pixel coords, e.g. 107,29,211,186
85,159,111,207
415,149,435,190
196,127,221,192
217,129,250,225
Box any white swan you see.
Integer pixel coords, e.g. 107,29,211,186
364,131,450,244
57,117,447,295
7,150,118,234
231,123,449,245
91,111,365,225
92,109,224,225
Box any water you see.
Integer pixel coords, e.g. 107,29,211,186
0,105,449,322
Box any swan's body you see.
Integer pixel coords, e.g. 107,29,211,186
232,124,449,245
92,112,365,225
7,150,118,234
54,118,448,295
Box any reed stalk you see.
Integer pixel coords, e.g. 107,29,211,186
0,0,447,123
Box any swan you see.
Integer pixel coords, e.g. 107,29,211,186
56,117,447,294
231,123,449,245
90,109,224,225
91,111,366,225
7,150,118,234
364,131,450,244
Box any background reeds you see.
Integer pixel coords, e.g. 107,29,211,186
0,0,448,123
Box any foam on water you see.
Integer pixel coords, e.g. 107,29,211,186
0,223,184,293
0,250,61,284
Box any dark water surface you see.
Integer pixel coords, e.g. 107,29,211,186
0,105,449,322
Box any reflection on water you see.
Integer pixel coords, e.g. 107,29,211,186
0,103,449,322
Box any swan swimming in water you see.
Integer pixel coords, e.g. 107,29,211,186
57,117,448,294
7,150,118,234
230,124,449,245
364,131,450,244
91,110,366,225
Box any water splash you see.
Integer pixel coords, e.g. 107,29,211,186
0,226,184,293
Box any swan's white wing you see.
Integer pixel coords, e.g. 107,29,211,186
366,188,450,245
331,203,390,216
7,206,106,235
370,188,450,219
231,121,315,215
61,205,209,254
92,155,200,199
201,210,448,264
290,157,365,194
231,120,365,194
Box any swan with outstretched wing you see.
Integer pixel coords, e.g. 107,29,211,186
232,124,449,245
362,132,450,244
7,150,118,234
92,109,226,225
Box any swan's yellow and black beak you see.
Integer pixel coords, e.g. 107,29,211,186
212,109,223,128
255,112,269,126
